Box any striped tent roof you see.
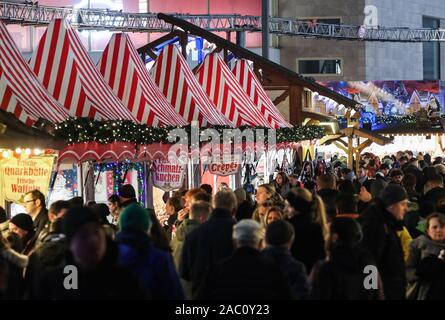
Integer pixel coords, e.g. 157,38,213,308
232,59,292,128
29,19,137,122
195,52,271,127
98,34,187,126
0,21,69,126
150,44,233,127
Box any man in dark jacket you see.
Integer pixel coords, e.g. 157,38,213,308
310,218,381,300
23,190,49,239
197,220,292,300
37,206,145,300
179,189,237,298
359,184,408,300
262,220,309,299
316,173,338,222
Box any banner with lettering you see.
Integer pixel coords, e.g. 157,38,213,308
0,155,56,203
152,158,186,192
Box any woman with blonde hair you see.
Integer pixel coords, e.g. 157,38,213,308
264,206,284,226
255,184,275,206
284,187,328,273
252,200,274,225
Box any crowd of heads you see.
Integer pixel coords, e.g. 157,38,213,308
1,148,445,300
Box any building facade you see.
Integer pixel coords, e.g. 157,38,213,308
276,0,445,81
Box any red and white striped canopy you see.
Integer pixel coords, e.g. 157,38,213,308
150,45,233,127
195,52,271,127
29,19,137,122
232,59,292,128
0,21,69,126
98,34,187,126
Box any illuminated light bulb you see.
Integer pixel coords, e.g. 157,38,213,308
34,149,42,155
25,148,31,155
2,151,9,158
15,148,22,154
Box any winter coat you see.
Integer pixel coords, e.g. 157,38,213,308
37,250,146,300
0,248,29,299
117,230,183,300
415,256,445,300
286,213,325,274
317,189,338,222
179,208,235,297
262,246,309,299
406,235,445,300
309,244,382,300
196,246,293,300
25,233,66,299
359,201,407,300
170,219,200,269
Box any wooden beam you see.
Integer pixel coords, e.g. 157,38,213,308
289,85,303,125
179,32,188,59
356,139,373,154
145,49,157,61
263,86,289,90
333,142,348,154
318,134,343,146
272,89,290,105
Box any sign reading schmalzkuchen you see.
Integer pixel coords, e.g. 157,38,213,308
152,158,186,191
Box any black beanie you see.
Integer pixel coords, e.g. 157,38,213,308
119,184,136,199
10,213,34,233
63,206,100,242
380,184,408,208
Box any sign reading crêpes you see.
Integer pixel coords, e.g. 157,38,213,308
209,162,240,176
0,155,57,203
152,158,186,192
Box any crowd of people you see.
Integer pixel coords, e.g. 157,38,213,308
0,149,445,300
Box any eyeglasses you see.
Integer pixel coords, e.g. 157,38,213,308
23,199,36,204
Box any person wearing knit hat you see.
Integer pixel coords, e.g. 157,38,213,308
359,184,408,300
9,213,36,255
118,203,151,233
116,203,184,299
119,184,138,208
379,184,409,220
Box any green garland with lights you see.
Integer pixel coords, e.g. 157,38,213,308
55,118,325,145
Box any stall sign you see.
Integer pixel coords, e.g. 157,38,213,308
0,155,56,203
209,159,240,176
152,158,186,191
